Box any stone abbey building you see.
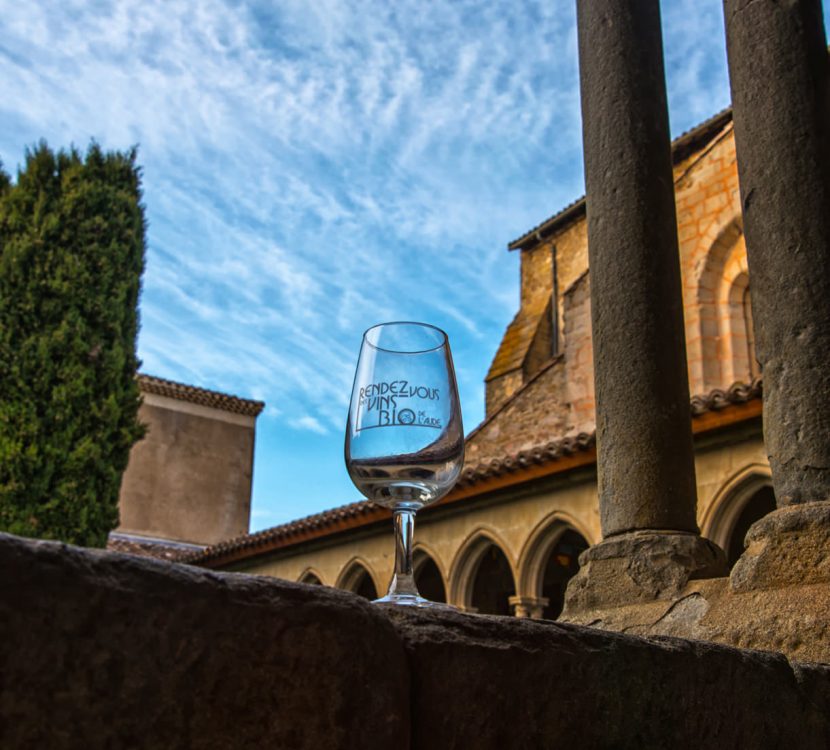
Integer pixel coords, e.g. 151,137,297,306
189,107,775,620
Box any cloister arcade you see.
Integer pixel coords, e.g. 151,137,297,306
316,465,773,616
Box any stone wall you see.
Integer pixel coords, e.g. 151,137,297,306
3,532,829,749
118,392,256,546
468,358,570,466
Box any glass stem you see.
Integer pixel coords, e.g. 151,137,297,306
388,508,420,598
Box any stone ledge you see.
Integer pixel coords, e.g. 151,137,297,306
2,532,829,749
388,606,830,749
0,533,408,750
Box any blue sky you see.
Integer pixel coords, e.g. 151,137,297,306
2,1,823,531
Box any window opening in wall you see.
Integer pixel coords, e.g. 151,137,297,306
726,485,776,568
470,544,515,616
743,285,760,378
300,572,322,586
353,569,378,600
414,555,446,603
541,529,589,619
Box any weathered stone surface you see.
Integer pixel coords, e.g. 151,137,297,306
5,531,830,748
0,533,408,750
576,0,699,535
724,0,830,506
388,606,830,749
563,575,830,665
731,502,830,591
563,531,726,613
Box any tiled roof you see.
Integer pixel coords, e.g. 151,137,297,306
138,374,265,417
183,501,381,566
508,107,734,252
186,377,762,568
690,376,762,416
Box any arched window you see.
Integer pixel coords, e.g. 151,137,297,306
695,219,760,389
413,551,446,603
470,544,516,616
539,529,589,619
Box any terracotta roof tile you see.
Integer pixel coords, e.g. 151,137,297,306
138,374,265,417
185,377,762,567
690,376,762,416
183,501,379,565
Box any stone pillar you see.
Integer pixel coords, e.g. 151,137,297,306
508,595,549,620
723,0,830,508
723,0,830,590
563,0,725,617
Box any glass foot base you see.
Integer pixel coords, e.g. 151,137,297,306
373,593,456,610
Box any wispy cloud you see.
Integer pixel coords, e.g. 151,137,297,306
1,0,786,527
289,415,329,436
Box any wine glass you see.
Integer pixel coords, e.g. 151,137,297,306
345,322,464,606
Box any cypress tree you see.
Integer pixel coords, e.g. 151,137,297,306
0,142,146,547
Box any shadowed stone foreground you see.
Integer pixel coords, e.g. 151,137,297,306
2,532,829,749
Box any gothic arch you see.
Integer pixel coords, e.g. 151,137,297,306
516,511,595,599
412,543,448,604
448,527,517,611
700,464,774,565
297,567,325,586
335,557,381,599
412,542,447,582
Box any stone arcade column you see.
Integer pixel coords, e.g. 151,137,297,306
723,0,830,591
563,0,725,617
508,595,549,620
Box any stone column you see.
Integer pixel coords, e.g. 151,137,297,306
508,595,549,620
563,0,725,617
723,0,830,591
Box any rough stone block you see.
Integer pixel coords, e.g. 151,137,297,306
387,606,830,750
0,533,408,750
731,502,830,592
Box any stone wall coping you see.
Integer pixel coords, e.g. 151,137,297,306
2,532,829,749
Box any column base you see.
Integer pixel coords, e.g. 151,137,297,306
562,530,726,616
731,502,830,592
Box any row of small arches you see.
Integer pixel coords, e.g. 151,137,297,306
298,518,588,619
299,467,776,618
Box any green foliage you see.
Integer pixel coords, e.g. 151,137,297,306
0,142,146,547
